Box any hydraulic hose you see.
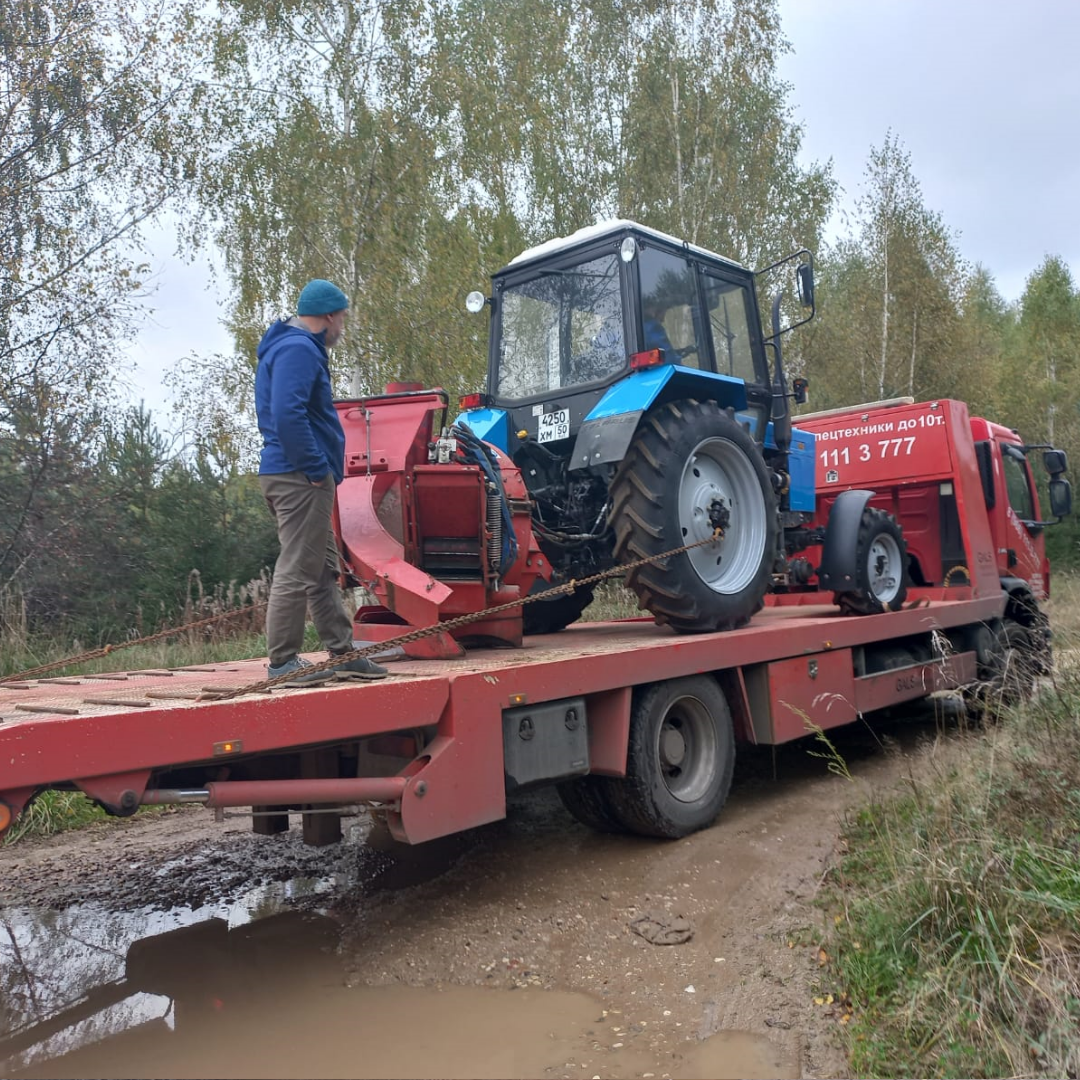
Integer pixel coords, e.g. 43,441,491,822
451,421,519,575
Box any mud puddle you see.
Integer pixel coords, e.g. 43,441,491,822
2,905,789,1080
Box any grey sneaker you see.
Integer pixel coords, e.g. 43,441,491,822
328,652,388,680
267,656,334,686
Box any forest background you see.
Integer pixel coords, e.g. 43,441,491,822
3,0,1080,648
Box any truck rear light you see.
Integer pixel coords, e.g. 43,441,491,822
459,392,491,410
630,349,663,370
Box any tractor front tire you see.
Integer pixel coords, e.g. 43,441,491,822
610,399,777,633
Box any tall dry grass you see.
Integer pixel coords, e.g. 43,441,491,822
824,591,1080,1078
0,574,273,679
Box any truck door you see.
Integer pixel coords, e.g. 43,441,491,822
996,441,1047,596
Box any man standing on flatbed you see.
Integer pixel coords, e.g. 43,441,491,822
254,278,387,686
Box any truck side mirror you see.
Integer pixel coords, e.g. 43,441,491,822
797,263,815,308
1044,448,1068,476
1049,477,1072,519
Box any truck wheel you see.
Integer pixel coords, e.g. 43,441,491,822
523,582,595,635
610,399,777,633
605,676,735,839
968,618,1036,713
556,776,626,833
835,508,908,615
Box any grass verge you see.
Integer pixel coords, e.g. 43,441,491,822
2,791,109,845
821,670,1080,1077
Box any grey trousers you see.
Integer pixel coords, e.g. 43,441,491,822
259,471,353,666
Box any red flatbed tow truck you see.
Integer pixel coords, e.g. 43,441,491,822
0,398,1070,846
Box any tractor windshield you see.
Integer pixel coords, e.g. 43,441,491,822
495,253,625,401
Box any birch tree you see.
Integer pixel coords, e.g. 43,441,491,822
0,0,197,598
182,0,493,410
803,134,965,407
180,0,833,422
1005,257,1080,448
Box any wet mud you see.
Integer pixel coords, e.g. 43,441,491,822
1,700,970,1078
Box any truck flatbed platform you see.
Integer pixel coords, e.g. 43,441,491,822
0,592,997,845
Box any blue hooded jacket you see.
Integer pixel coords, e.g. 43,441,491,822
255,320,346,484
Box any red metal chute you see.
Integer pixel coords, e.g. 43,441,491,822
333,389,546,658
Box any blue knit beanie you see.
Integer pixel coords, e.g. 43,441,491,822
297,279,349,316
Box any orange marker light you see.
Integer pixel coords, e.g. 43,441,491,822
629,349,663,370
0,802,12,835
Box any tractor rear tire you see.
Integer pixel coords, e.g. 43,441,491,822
604,676,735,839
556,776,626,833
835,507,908,615
610,399,777,633
523,582,596,635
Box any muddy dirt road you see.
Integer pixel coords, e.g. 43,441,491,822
0,705,966,1080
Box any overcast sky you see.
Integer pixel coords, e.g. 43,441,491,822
123,0,1080,420
776,0,1080,299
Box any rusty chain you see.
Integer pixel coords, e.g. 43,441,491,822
205,530,724,700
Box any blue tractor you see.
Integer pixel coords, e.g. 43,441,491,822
458,220,818,634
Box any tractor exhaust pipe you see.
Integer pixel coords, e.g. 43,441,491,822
770,291,792,456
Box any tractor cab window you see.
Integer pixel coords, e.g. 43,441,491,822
1002,445,1035,521
495,253,625,401
638,249,703,368
703,274,764,387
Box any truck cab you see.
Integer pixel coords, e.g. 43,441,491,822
971,417,1071,602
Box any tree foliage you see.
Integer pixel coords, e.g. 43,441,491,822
8,0,1080,642
0,0,201,615
802,133,966,407
175,0,833,421
1,0,197,414
1,405,279,643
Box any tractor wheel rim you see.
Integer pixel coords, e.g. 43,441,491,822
867,533,903,603
678,436,766,594
655,695,718,803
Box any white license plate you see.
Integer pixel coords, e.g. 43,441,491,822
537,409,570,444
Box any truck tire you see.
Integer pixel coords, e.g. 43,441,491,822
968,618,1036,713
610,399,777,633
605,676,735,839
523,582,595,635
556,776,626,833
835,507,908,615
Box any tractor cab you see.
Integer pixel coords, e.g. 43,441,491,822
465,220,775,459
459,219,816,635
